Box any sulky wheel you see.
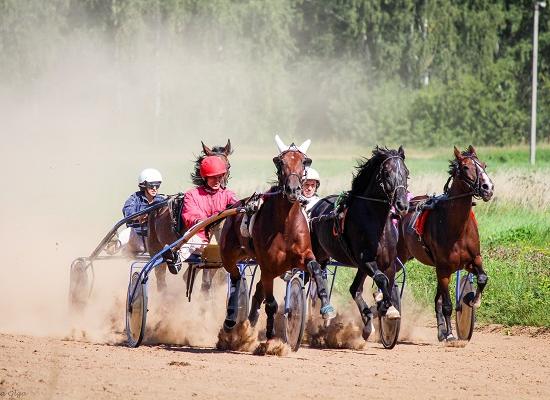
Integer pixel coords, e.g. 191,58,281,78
379,284,401,349
283,274,306,351
126,271,148,348
455,274,475,341
69,258,92,311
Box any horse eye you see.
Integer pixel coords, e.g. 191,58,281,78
463,166,469,171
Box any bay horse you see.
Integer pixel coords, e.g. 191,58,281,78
220,137,336,340
309,146,410,341
396,145,494,341
147,139,232,291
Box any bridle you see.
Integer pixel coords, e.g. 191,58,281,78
354,155,409,205
444,155,487,200
273,148,311,201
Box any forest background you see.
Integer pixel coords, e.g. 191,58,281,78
1,0,549,147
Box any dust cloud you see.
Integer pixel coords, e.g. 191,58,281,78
0,25,289,344
0,21,430,350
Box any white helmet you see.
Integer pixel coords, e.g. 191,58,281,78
138,168,163,187
305,167,320,183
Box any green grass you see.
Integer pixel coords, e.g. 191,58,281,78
333,202,550,327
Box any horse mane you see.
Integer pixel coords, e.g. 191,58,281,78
350,146,400,195
190,144,234,187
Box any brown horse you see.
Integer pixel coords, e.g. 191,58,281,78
396,145,494,341
147,140,232,291
220,139,336,339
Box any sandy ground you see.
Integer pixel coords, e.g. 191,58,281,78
1,324,549,400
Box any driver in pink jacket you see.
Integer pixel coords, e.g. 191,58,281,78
179,156,238,291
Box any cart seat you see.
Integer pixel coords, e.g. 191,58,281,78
201,244,223,268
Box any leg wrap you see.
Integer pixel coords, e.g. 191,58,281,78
477,273,488,286
226,278,241,319
373,270,389,290
265,298,278,339
307,260,328,299
223,277,241,331
442,302,452,317
265,298,278,316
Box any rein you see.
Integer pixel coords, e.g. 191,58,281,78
351,155,408,205
443,155,486,200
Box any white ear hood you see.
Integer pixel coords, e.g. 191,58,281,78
275,134,287,153
275,134,311,154
298,139,311,154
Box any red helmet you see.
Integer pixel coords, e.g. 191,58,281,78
200,156,227,177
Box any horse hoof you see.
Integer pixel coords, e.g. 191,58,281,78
362,320,374,341
385,306,401,320
437,331,446,342
469,295,482,309
320,305,336,320
446,334,456,342
463,292,475,306
223,319,236,332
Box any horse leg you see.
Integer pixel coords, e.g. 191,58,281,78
262,278,278,340
434,283,446,342
155,264,167,292
435,274,454,341
470,256,488,309
349,268,374,340
223,261,243,331
368,262,400,319
248,280,264,327
147,219,167,292
306,260,336,320
200,269,217,294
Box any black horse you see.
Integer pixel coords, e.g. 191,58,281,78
309,146,409,340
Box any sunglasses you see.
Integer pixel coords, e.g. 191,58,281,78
146,182,161,189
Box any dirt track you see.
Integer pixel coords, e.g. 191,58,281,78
1,325,549,400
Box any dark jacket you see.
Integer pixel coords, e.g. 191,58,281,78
122,191,164,235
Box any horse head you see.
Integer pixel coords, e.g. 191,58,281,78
451,145,494,202
273,135,312,203
378,145,409,215
353,146,409,215
192,139,233,188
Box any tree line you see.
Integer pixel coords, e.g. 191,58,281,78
1,0,548,147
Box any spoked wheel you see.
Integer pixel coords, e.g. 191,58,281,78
236,276,249,324
456,274,475,341
379,284,401,349
126,271,148,348
69,258,92,311
283,274,306,351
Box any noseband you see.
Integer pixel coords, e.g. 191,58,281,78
355,155,408,205
444,155,487,200
274,150,309,201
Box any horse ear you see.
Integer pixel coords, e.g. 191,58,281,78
298,139,311,154
275,135,287,153
202,141,213,156
453,146,462,159
468,144,477,155
273,156,281,166
224,139,232,155
398,145,405,160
